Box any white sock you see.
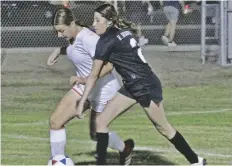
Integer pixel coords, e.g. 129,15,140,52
50,128,66,157
108,131,125,152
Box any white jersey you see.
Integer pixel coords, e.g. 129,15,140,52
66,27,120,107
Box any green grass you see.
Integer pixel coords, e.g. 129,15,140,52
1,81,232,165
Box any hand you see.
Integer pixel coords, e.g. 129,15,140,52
69,76,85,85
76,101,85,119
47,48,60,66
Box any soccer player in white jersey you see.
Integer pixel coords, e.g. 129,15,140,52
47,8,134,165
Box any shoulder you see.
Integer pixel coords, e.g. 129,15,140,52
73,28,99,49
97,27,120,46
82,28,99,45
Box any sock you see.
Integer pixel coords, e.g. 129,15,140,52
50,128,66,157
108,131,125,152
96,132,109,165
169,131,198,164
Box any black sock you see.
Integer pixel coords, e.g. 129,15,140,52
96,132,109,165
169,131,198,164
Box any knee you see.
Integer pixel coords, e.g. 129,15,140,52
49,114,63,130
155,123,176,139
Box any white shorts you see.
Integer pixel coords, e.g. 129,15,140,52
72,84,108,113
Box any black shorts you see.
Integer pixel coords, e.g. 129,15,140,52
118,74,163,107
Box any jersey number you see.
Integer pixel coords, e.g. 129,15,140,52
129,38,147,63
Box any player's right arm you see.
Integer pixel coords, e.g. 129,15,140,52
47,46,67,66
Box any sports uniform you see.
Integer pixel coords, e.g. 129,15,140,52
94,26,162,107
67,27,120,112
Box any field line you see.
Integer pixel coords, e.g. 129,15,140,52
2,108,231,126
2,134,232,158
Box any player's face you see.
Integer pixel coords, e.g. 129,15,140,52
93,12,108,35
54,24,73,40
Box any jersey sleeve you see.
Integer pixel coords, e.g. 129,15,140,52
94,37,115,61
82,31,99,58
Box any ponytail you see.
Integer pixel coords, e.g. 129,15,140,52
115,19,139,36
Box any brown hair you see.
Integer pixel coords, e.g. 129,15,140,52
95,4,139,35
52,8,87,27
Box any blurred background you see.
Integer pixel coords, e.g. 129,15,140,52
0,0,219,46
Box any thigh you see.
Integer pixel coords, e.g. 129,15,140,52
50,89,89,127
96,92,137,131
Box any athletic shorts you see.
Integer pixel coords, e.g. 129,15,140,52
118,73,163,107
163,6,179,22
72,85,107,113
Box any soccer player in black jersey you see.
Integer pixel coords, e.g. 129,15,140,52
76,4,206,165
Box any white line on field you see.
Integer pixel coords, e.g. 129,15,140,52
3,134,232,159
2,108,231,126
166,108,232,115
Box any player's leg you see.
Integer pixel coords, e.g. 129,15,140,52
49,88,89,157
169,20,177,42
90,101,134,165
167,7,179,47
89,103,125,152
95,92,137,165
162,6,171,45
143,101,206,165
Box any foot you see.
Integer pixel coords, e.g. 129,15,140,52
161,35,169,45
191,156,207,166
119,139,135,165
168,41,177,47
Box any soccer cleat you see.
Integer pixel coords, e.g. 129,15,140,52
119,139,135,165
191,156,207,166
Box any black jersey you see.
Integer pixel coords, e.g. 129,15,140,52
94,26,153,85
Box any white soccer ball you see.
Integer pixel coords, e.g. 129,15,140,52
47,154,74,166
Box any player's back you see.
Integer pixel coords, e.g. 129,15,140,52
96,27,153,85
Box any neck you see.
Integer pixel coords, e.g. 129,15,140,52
73,26,84,38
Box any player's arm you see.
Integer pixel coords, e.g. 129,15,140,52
79,59,105,105
99,62,114,77
47,46,67,66
75,62,113,85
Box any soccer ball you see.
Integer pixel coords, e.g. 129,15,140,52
47,154,74,166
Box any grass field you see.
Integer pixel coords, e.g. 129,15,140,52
1,50,232,165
